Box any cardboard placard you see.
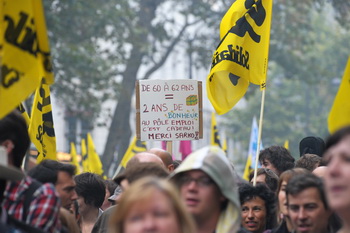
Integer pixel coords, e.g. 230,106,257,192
136,80,203,141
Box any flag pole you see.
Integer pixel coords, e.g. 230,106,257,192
166,141,173,158
253,88,266,186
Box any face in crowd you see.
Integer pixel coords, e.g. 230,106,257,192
123,188,180,233
111,177,195,233
241,196,267,233
56,171,78,210
323,134,350,215
287,186,331,233
178,170,226,222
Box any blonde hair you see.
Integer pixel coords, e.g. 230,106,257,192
110,177,196,233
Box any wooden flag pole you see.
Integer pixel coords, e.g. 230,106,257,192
253,88,266,186
166,141,173,158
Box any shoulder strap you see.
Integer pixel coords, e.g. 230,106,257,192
22,179,42,222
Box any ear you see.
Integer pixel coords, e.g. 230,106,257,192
167,164,175,172
1,140,14,155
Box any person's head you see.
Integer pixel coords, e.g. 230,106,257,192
312,166,328,178
259,146,295,176
126,152,164,169
277,168,310,217
239,183,276,233
170,146,241,233
323,126,350,218
0,145,24,203
28,159,77,210
74,172,106,213
295,154,322,171
0,111,30,168
110,177,196,233
101,179,118,210
111,162,169,204
286,173,331,233
172,160,182,170
299,136,325,157
148,148,174,172
249,168,279,192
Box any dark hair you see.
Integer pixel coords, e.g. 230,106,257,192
75,172,106,208
0,111,30,168
173,160,182,169
295,154,321,171
325,126,350,152
249,168,279,192
28,159,76,184
277,168,310,195
259,146,295,175
104,179,118,197
124,162,169,184
286,173,328,210
239,183,277,230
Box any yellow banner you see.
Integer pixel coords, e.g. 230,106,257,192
70,142,81,174
207,0,273,114
81,138,89,172
211,112,222,148
28,81,56,162
0,0,54,119
17,103,30,127
243,154,253,181
328,57,350,133
121,136,147,168
87,133,104,175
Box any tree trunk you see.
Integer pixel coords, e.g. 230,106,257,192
102,0,161,174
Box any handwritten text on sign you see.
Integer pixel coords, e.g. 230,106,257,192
137,80,202,141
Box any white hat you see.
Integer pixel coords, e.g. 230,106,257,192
0,146,24,181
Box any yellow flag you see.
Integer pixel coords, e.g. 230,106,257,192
0,0,54,119
121,136,147,168
28,81,56,162
284,140,289,150
211,112,222,148
328,57,350,134
87,133,104,175
70,142,81,175
81,138,89,172
222,137,227,154
17,103,30,127
243,154,253,181
207,0,273,114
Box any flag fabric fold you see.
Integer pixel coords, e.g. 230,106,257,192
81,138,88,172
70,142,81,174
328,57,350,133
0,0,54,119
87,133,104,175
120,136,147,168
28,81,56,162
207,0,273,114
17,103,30,127
211,112,222,148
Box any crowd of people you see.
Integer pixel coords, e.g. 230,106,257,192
1,110,350,233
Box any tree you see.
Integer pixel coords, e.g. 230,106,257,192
44,0,229,174
44,0,350,175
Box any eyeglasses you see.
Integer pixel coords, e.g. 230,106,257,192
179,175,214,187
